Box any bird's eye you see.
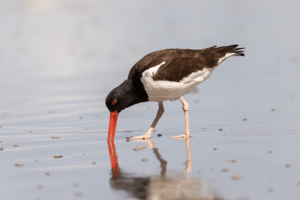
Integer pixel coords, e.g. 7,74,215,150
112,100,117,105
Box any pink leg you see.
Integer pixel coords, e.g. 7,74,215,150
172,97,191,139
129,101,164,140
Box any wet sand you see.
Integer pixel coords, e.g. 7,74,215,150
1,1,300,199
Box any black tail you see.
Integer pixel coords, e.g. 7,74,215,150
214,44,245,56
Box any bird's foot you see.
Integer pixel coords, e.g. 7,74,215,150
126,134,151,141
172,133,190,139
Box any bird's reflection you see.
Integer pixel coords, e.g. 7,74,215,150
107,139,223,200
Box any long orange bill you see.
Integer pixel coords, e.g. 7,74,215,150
108,111,119,142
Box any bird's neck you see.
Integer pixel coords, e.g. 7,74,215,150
119,79,148,107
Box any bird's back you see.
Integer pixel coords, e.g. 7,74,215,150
128,45,244,82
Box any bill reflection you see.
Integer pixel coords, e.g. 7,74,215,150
107,139,223,200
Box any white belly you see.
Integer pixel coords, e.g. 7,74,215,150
141,62,215,102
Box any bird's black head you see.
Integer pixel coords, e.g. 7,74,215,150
105,87,125,113
105,80,137,113
105,78,148,142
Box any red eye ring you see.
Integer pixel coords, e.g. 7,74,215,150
112,100,117,105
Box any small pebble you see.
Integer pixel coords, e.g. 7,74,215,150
15,162,24,167
243,119,247,121
82,154,85,156
0,140,2,143
229,160,237,163
222,168,229,172
13,144,19,147
231,175,243,180
133,145,146,152
79,117,83,119
51,135,60,139
45,172,52,176
75,192,83,197
286,164,290,168
157,134,162,137
268,151,272,153
213,148,217,150
271,109,276,112
53,155,63,159
0,148,3,151
219,129,223,131
194,99,200,103
35,160,38,162
91,162,97,165
141,158,149,162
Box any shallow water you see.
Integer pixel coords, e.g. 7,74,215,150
1,1,300,200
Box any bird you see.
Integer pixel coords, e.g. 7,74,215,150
106,45,245,141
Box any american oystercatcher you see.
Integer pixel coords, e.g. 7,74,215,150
106,45,244,141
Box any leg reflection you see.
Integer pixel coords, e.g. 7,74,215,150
185,137,192,178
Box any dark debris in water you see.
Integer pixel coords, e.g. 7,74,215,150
219,129,223,131
75,192,83,197
53,155,63,159
157,133,162,137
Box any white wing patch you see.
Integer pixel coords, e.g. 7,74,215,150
141,61,213,102
141,61,166,78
